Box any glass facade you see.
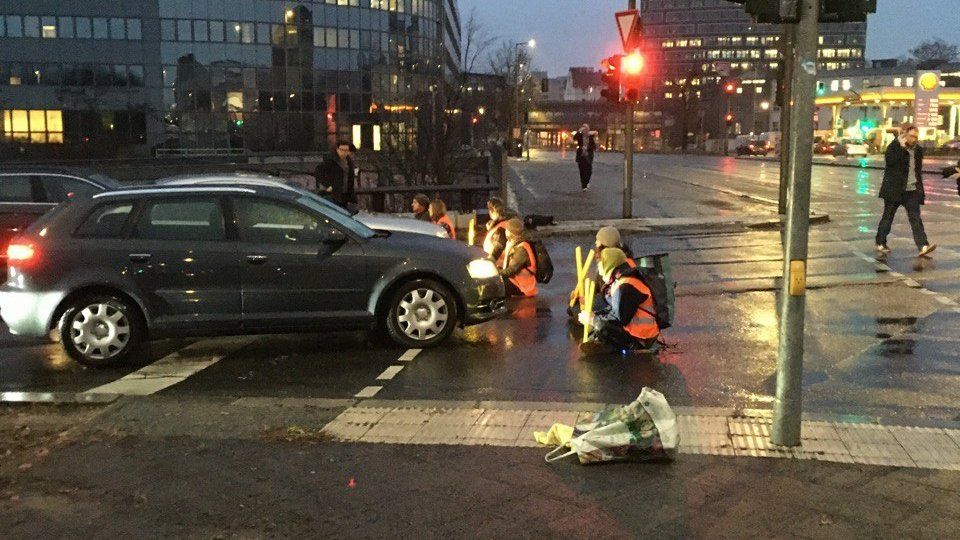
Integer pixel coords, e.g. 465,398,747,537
0,0,461,155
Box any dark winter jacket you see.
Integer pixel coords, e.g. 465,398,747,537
879,137,925,204
573,131,596,164
314,155,357,207
595,265,650,332
500,239,533,279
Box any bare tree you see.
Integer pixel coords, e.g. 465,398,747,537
910,38,959,64
487,42,539,138
460,9,496,76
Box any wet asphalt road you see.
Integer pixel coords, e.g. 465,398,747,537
3,152,960,421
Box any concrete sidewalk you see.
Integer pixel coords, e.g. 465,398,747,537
3,398,960,538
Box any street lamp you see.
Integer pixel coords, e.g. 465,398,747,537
760,101,771,111
513,39,536,159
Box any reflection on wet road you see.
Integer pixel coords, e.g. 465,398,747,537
3,154,960,422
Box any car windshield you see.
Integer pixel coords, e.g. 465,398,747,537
296,195,375,239
294,188,357,217
87,172,121,188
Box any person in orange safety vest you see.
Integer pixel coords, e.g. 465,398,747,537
483,196,516,264
578,248,659,355
499,218,538,297
428,199,456,240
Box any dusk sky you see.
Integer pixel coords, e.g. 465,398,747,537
458,0,960,76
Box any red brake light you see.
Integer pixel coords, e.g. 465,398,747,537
6,243,36,264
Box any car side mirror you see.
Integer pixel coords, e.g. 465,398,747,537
320,228,347,247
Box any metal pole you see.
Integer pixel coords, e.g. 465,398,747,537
623,0,636,219
778,24,796,216
724,93,731,156
772,0,819,447
514,44,521,147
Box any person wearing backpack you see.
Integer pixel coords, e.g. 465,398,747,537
483,197,516,264
499,218,538,297
578,248,659,355
569,226,636,318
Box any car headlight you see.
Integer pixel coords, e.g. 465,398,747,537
467,259,499,280
436,229,449,238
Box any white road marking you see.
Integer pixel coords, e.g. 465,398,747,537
354,386,383,398
376,366,404,380
83,337,256,396
398,349,422,362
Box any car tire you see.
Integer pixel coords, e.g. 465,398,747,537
384,279,459,349
59,295,144,368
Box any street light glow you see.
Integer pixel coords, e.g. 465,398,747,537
760,101,770,111
528,39,536,48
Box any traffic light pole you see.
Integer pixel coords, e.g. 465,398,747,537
623,0,636,219
778,24,796,217
772,0,819,447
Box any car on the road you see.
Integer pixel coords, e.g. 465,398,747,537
0,184,506,367
939,140,960,154
159,173,449,238
1,167,119,271
735,140,773,156
813,140,837,155
832,139,869,157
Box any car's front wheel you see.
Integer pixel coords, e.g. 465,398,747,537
384,279,459,348
60,295,144,368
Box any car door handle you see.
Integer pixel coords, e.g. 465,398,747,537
246,255,268,265
129,253,151,263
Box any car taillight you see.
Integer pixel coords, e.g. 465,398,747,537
6,243,37,265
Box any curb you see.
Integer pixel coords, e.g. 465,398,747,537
0,391,120,405
741,155,953,175
534,212,830,236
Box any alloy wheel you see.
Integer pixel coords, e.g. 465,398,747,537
70,303,131,361
396,288,449,341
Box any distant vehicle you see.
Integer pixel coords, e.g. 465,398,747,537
735,140,773,156
1,167,119,271
939,140,960,153
813,140,838,155
833,139,869,157
0,184,507,366
160,173,449,238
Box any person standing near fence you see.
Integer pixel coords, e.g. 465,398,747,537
314,140,357,207
876,124,936,257
573,124,597,192
429,199,456,239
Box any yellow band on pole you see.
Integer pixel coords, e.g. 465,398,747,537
570,246,584,307
467,218,476,246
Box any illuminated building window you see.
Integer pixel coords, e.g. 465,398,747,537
906,77,914,87
842,80,851,91
2,109,63,144
894,77,902,87
830,80,839,91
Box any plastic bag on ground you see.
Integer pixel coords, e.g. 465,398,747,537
534,423,574,446
545,388,679,465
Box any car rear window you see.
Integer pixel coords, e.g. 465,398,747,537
39,176,103,203
75,202,134,238
133,198,226,242
0,175,35,203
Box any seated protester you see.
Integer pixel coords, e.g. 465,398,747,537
429,199,456,240
411,193,432,222
569,226,637,318
578,248,659,355
499,218,538,297
483,196,516,264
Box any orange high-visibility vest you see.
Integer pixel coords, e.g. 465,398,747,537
483,220,508,261
610,276,658,340
504,241,538,297
435,215,456,240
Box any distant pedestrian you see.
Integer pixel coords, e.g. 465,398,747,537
429,199,456,240
876,124,936,257
483,196,516,264
411,193,431,222
314,140,357,207
573,124,597,192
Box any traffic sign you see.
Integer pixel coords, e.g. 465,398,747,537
615,9,641,52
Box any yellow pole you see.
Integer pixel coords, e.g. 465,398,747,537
580,250,595,306
582,280,596,343
569,246,584,307
467,218,476,246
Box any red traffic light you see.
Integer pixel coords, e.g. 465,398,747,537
623,52,644,76
725,113,734,125
724,81,739,94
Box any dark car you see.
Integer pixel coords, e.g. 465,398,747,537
0,184,506,367
1,167,118,271
813,140,837,155
735,140,772,156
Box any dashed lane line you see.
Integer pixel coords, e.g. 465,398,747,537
398,349,422,362
83,337,257,396
376,365,404,381
355,386,384,399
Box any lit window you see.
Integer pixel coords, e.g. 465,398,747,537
830,80,839,91
893,77,902,87
2,110,62,144
906,77,914,87
755,86,762,94
842,80,851,91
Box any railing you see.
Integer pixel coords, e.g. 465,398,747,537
355,182,500,213
155,147,248,157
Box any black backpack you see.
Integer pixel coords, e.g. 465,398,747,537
635,268,672,330
529,240,553,283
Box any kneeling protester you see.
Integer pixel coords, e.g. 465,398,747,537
579,248,659,353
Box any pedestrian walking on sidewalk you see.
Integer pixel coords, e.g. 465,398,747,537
574,124,597,192
876,124,936,257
